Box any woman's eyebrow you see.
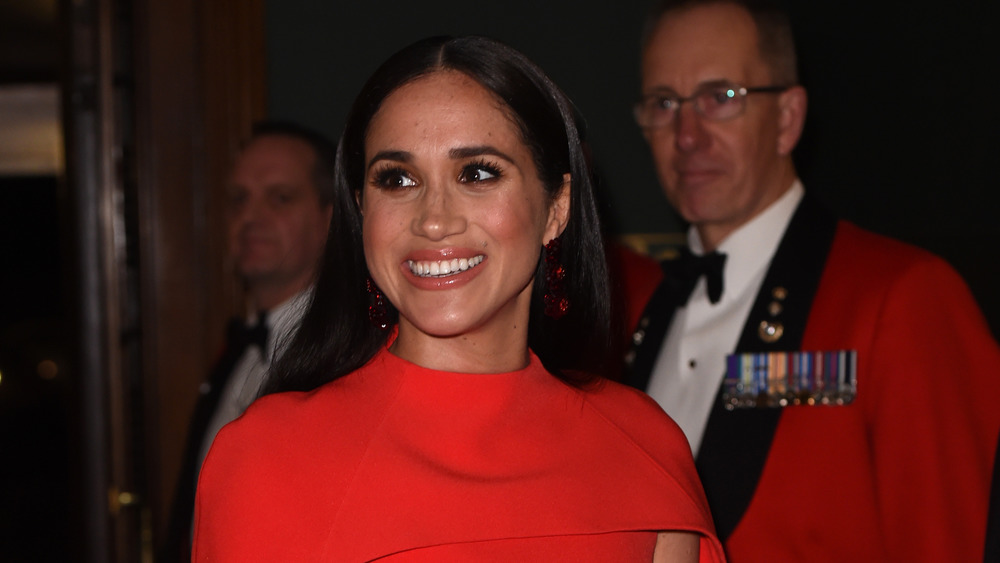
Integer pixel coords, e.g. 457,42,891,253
367,150,411,169
449,145,515,164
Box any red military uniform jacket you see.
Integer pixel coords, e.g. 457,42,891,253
622,195,1000,561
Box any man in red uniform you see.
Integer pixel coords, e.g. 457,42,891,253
623,0,1000,560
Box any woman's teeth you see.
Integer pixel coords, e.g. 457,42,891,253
408,255,484,277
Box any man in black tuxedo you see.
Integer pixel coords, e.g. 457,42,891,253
159,121,335,561
623,0,1000,560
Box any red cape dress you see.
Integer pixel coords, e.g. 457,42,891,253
193,346,725,562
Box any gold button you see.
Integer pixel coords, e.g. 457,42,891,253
632,329,645,345
758,320,784,343
772,286,788,300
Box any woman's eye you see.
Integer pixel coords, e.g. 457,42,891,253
459,162,501,183
372,167,417,189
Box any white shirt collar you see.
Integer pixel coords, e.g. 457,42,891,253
686,180,804,306
648,180,804,453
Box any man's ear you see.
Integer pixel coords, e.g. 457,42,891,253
545,173,572,242
776,85,807,156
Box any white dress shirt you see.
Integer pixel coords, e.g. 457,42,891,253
646,181,804,455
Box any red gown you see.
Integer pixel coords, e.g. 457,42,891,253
193,347,726,562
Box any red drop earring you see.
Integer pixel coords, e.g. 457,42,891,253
367,278,390,330
543,237,569,319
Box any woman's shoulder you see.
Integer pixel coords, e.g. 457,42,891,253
571,377,694,464
234,387,323,433
579,377,681,427
221,353,399,445
562,376,724,560
206,386,337,464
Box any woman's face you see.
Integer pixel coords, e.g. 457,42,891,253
361,70,568,348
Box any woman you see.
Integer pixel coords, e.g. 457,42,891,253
193,36,724,562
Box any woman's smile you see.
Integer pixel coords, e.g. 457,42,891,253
407,255,484,277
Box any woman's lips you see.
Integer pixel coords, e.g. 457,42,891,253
400,251,487,289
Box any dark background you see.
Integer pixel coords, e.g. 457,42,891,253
263,0,999,338
0,0,70,559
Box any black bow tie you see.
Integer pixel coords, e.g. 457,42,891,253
663,247,727,305
225,311,269,361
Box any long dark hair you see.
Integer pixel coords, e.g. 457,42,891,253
263,35,613,395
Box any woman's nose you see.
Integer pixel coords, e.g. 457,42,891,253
410,188,467,241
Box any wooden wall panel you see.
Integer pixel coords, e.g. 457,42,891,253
130,0,265,546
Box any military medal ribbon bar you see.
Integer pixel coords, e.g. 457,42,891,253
722,350,858,409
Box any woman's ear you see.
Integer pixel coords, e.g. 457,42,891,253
545,173,572,242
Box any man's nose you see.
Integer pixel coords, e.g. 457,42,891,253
674,103,709,153
410,187,467,241
235,196,267,225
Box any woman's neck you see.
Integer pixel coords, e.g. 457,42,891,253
390,319,531,374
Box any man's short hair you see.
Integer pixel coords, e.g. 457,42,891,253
641,0,799,85
244,120,337,206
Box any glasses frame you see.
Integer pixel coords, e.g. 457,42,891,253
633,82,790,129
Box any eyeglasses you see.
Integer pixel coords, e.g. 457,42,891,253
633,81,790,129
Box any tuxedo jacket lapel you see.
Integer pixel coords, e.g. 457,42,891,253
696,194,838,540
623,258,690,391
161,321,248,562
